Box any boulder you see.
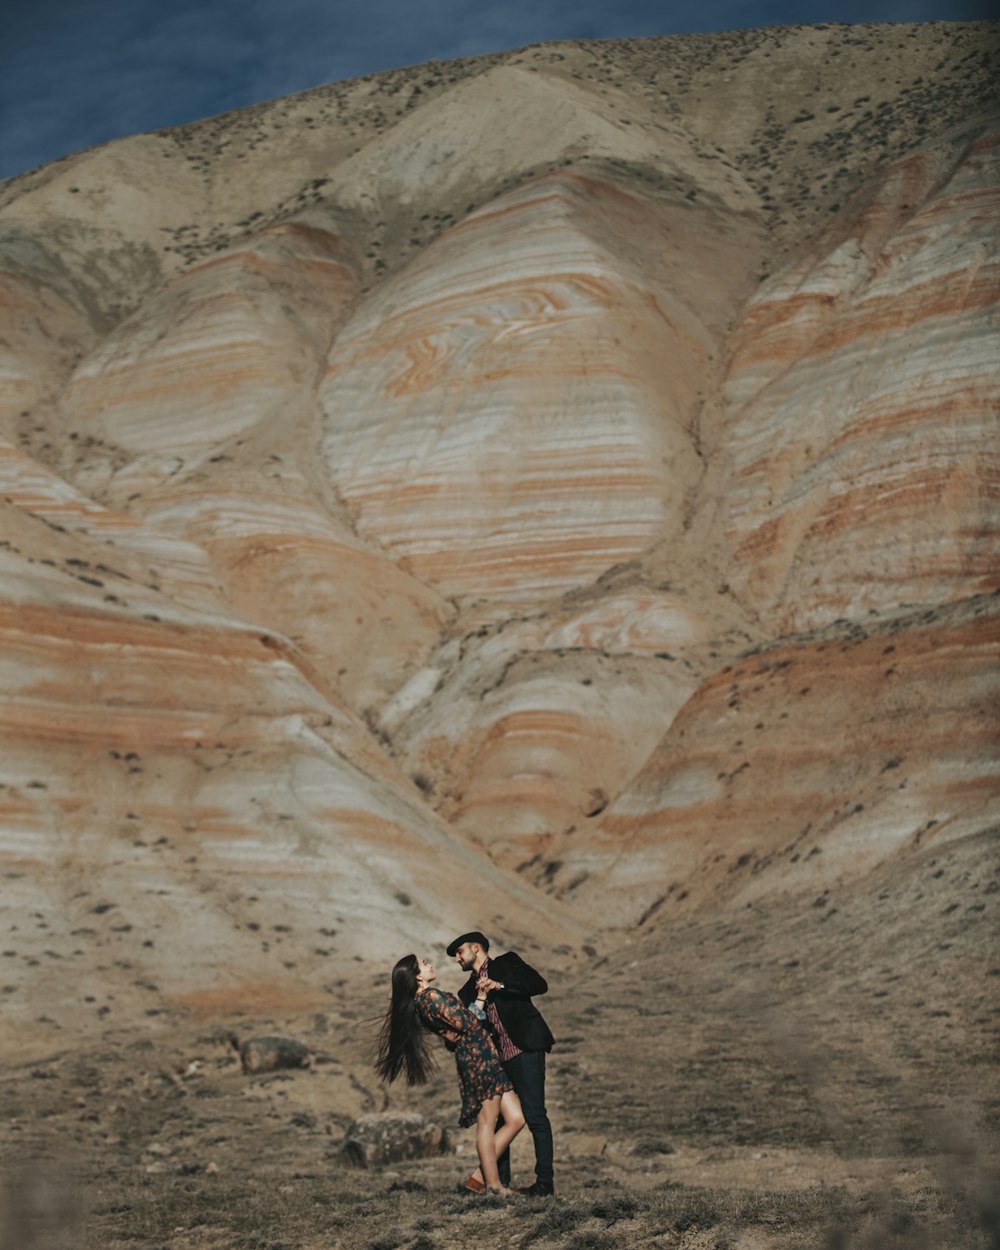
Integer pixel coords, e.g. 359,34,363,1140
232,1035,310,1075
340,1113,448,1167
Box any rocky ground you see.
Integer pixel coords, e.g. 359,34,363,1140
3,827,996,1250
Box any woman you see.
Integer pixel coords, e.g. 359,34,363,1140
375,954,525,1194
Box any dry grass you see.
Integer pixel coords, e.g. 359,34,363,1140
5,1166,993,1250
2,831,997,1249
1,840,990,1250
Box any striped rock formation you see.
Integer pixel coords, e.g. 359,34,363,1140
0,23,997,1041
319,170,757,602
551,113,1000,926
0,521,566,1049
0,274,95,434
552,593,1000,925
62,222,357,478
703,122,1000,633
50,220,452,706
379,582,759,867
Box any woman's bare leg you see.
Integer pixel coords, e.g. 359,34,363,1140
475,1095,502,1189
493,1090,525,1158
468,1091,523,1188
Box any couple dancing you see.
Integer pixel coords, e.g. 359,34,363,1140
375,930,554,1197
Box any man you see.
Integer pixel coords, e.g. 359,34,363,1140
447,930,555,1197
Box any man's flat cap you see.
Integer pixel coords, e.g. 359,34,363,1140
446,931,490,956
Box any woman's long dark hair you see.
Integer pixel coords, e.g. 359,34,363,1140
375,954,434,1086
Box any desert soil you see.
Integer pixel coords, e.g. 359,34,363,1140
3,828,997,1250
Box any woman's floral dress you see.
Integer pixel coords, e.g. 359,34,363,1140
415,986,511,1127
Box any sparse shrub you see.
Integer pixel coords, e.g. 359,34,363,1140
589,1193,641,1224
527,1202,587,1238
567,1234,615,1250
631,1135,675,1156
662,1188,722,1233
367,1235,403,1250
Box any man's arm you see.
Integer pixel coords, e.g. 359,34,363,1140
490,952,548,998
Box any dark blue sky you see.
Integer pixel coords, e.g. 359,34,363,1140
2,0,994,180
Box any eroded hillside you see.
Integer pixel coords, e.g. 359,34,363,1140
0,22,997,1051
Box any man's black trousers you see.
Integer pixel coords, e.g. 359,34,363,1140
497,1050,553,1188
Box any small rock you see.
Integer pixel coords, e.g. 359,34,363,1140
340,1112,448,1167
231,1034,310,1075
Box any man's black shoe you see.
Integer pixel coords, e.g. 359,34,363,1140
519,1182,554,1198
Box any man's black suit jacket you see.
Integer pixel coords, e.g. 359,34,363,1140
457,951,554,1054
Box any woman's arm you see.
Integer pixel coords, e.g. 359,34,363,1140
418,987,473,1034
